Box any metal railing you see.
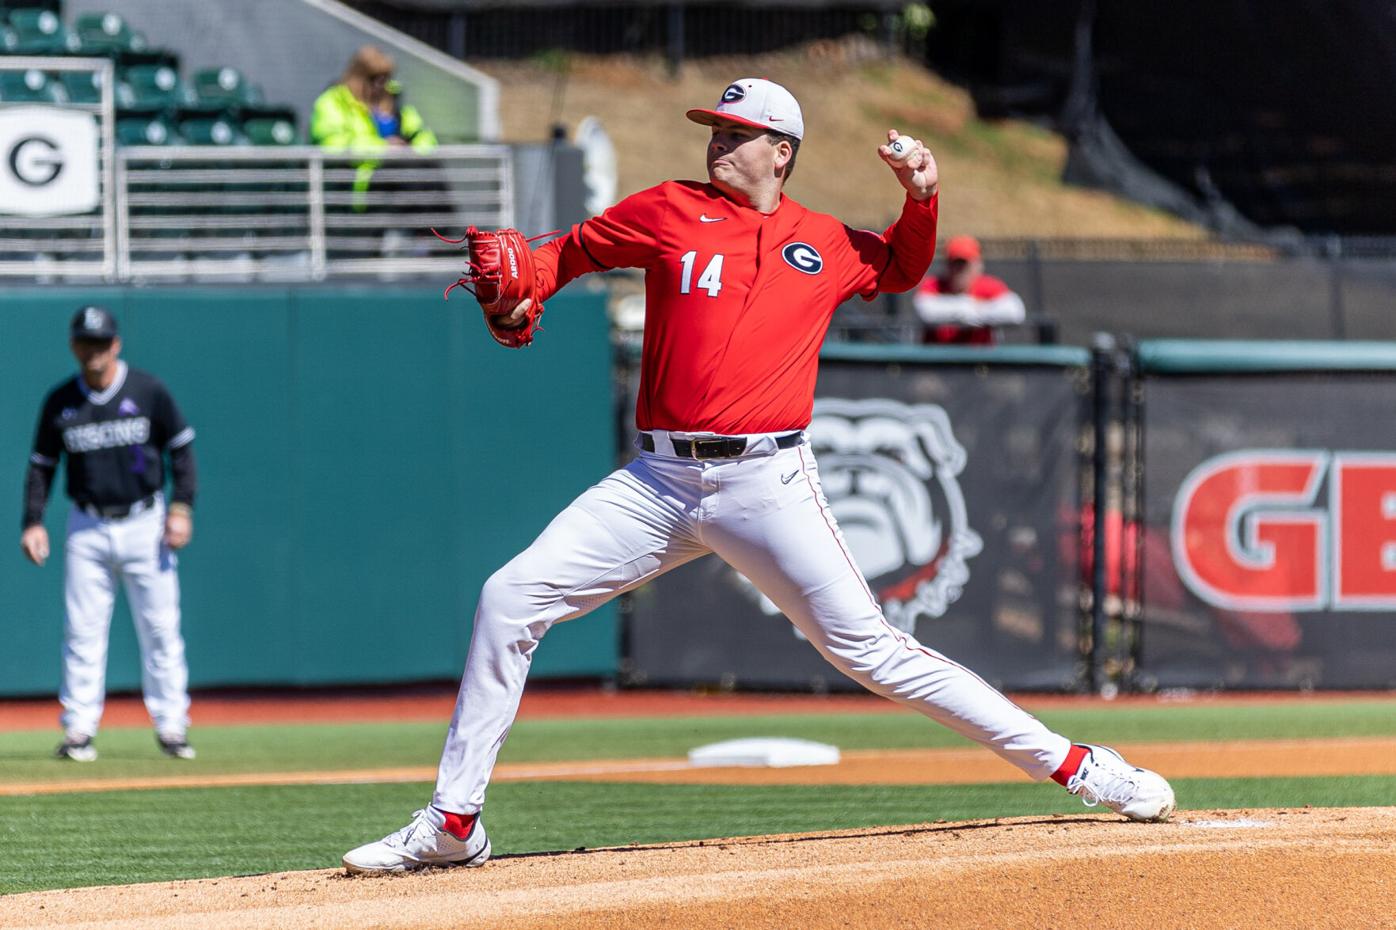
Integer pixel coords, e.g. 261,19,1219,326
113,145,514,281
2,143,512,282
2,53,512,282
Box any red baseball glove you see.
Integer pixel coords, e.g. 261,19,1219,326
433,227,552,348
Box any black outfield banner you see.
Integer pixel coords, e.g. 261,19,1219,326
626,346,1091,692
1136,342,1396,689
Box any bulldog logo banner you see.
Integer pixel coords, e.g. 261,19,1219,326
628,356,1087,692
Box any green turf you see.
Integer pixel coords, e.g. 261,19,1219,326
2,700,1394,785
2,774,1393,895
2,700,1394,893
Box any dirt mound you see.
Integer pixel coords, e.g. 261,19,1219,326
6,808,1393,929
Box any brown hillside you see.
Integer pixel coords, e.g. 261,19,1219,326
477,44,1207,238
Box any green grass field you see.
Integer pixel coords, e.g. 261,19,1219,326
1,700,1393,894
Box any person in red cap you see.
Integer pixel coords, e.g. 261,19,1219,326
342,77,1173,876
913,234,1026,344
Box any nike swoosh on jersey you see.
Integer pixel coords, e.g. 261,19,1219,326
699,215,726,223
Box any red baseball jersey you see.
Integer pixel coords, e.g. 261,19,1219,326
534,180,939,434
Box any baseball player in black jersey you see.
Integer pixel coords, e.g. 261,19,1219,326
20,306,199,762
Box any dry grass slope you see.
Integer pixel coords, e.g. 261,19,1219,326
476,44,1207,238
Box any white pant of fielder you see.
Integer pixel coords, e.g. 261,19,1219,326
433,431,1071,813
60,496,190,740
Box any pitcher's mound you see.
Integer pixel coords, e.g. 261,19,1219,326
6,807,1394,930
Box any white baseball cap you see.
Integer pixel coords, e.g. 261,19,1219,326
686,78,804,141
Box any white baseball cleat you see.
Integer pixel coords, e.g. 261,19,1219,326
342,808,491,874
157,734,197,760
1065,744,1175,822
55,734,97,763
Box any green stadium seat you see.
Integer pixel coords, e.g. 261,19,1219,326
0,67,64,102
115,114,179,146
120,63,195,109
6,8,79,54
192,66,263,107
1,24,18,52
57,67,103,104
73,11,147,55
237,103,298,145
242,116,297,146
177,115,246,146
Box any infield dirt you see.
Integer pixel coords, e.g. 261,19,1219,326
4,807,1393,929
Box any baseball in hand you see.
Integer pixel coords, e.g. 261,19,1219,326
887,137,920,162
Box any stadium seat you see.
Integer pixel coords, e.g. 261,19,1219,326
1,24,18,52
120,63,195,109
57,67,103,104
6,8,79,54
73,11,147,55
177,115,247,146
237,103,298,145
242,116,297,146
0,67,64,102
192,66,263,107
115,113,179,146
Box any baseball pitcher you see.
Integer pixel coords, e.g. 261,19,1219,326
344,78,1174,873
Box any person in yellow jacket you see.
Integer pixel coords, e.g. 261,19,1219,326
310,45,438,211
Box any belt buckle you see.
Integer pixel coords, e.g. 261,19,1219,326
692,438,721,459
693,437,746,459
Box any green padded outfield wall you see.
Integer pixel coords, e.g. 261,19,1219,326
0,286,617,696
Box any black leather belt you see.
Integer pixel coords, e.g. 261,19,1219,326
640,432,802,459
78,494,156,520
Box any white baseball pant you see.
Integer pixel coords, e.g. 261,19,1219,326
433,430,1072,813
60,495,190,740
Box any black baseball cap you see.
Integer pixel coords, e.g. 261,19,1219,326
70,305,118,341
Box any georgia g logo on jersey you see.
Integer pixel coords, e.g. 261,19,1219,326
782,242,823,275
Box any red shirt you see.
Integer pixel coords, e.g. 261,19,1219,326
916,273,1016,345
535,180,939,433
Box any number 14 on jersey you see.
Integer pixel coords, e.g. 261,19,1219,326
679,251,724,297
